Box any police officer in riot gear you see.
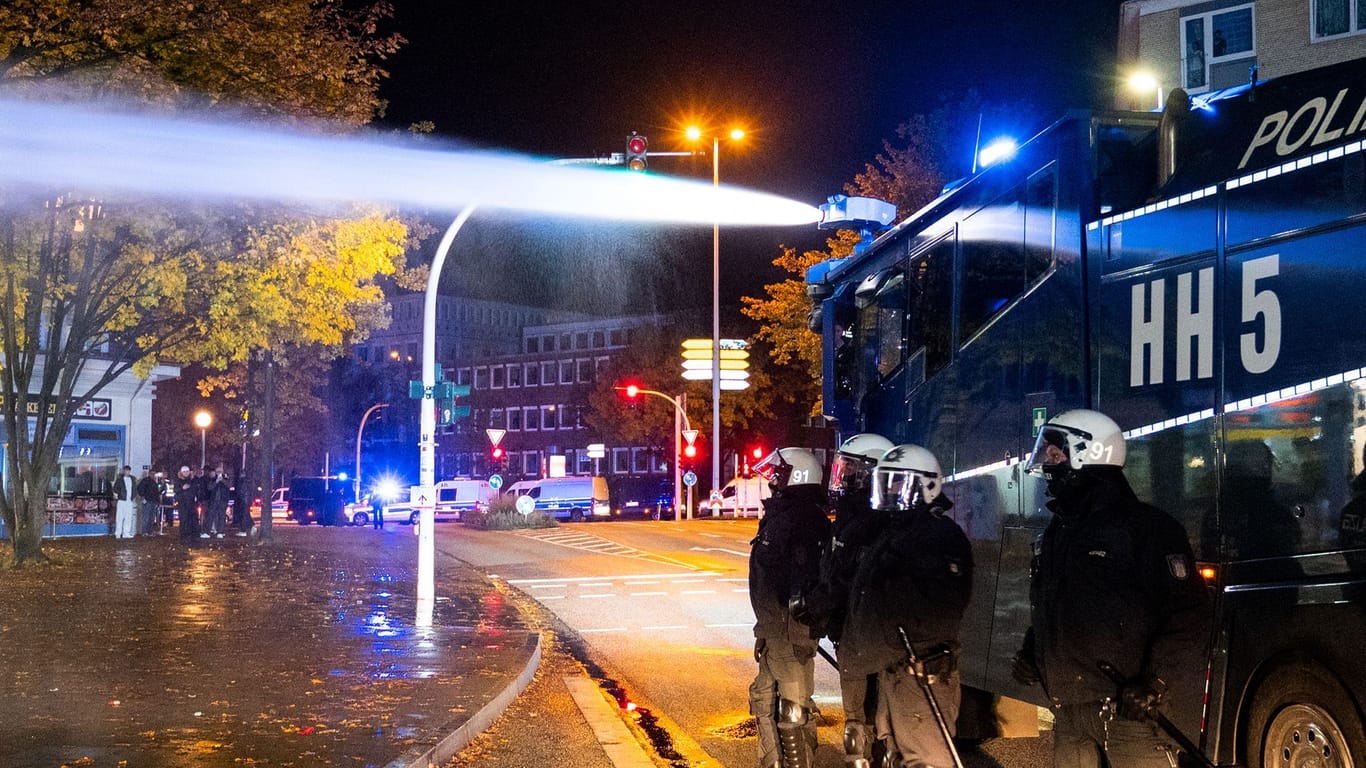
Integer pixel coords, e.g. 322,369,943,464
749,447,831,768
1014,410,1209,768
840,444,972,768
813,433,894,768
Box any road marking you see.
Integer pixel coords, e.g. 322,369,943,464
671,578,706,584
680,589,716,595
732,588,749,593
629,592,667,597
623,580,659,586
513,529,710,570
579,627,628,633
528,584,568,590
507,572,718,585
701,532,723,538
539,595,565,601
717,577,747,582
689,545,749,557
579,583,613,588
563,675,656,768
641,625,688,631
580,594,616,599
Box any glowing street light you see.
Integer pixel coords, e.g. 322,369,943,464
684,122,746,500
194,410,213,468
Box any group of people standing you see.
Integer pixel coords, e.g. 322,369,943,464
747,409,1208,768
110,464,253,541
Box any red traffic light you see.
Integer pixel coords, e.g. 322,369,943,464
626,134,647,171
751,446,764,460
621,384,640,398
684,444,698,459
491,446,504,460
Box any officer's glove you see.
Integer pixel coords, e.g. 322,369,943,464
1117,675,1168,721
1011,650,1041,686
754,637,767,663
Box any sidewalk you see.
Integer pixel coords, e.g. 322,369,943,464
0,526,541,768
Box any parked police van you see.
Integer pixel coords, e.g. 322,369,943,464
506,476,609,522
386,479,495,525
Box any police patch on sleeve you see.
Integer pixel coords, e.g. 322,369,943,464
1166,554,1190,580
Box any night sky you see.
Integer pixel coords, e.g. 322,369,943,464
376,0,1128,313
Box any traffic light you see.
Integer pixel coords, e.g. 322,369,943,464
683,444,698,459
491,445,504,461
751,446,765,461
625,384,640,398
626,134,647,171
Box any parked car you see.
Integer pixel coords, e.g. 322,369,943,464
270,487,289,520
714,476,770,518
386,479,496,525
286,477,347,526
610,477,674,520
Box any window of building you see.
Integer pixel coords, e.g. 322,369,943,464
525,362,540,387
592,330,605,348
559,360,574,385
491,366,505,388
541,405,557,430
523,452,540,476
1314,0,1366,38
490,408,506,429
576,359,593,383
559,405,574,430
632,448,653,473
524,406,539,431
457,368,470,386
541,361,556,386
609,329,625,347
543,335,556,352
577,452,594,475
474,366,489,390
595,356,610,378
561,333,573,351
507,364,521,388
612,447,631,474
575,332,589,350
526,337,539,354
508,408,523,431
1182,4,1254,91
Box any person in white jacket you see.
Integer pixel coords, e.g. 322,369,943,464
113,465,138,538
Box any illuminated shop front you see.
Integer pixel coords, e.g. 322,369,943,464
1,363,178,538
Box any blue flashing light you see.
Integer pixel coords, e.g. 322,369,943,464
372,474,403,502
978,137,1018,169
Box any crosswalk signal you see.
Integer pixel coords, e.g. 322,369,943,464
626,134,648,171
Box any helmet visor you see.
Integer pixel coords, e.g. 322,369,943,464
828,454,874,494
752,450,791,489
1025,426,1075,477
870,468,922,511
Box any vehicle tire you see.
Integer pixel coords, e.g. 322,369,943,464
1245,660,1365,768
569,508,584,523
409,511,420,526
352,511,369,526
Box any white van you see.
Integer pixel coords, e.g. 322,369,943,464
508,476,610,522
388,479,495,524
715,476,771,518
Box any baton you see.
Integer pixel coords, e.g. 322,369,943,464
897,626,965,768
1097,661,1218,768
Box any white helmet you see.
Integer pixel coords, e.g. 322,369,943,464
1025,409,1126,479
829,433,894,494
753,447,824,491
871,444,943,511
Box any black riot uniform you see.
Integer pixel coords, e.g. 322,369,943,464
749,463,831,768
1016,412,1210,768
840,491,972,768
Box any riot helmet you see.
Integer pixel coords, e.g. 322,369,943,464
828,433,894,496
753,447,824,492
871,444,943,512
1025,409,1126,489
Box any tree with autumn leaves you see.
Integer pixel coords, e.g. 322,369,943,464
0,0,413,564
742,96,1030,415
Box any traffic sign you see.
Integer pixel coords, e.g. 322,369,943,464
586,442,606,459
683,471,698,488
682,430,698,448
515,495,535,515
486,428,506,447
489,474,503,491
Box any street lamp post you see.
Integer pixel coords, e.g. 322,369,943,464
616,385,692,520
415,204,478,627
685,125,745,501
355,403,389,506
194,410,212,468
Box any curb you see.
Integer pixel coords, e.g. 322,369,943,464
385,631,543,768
